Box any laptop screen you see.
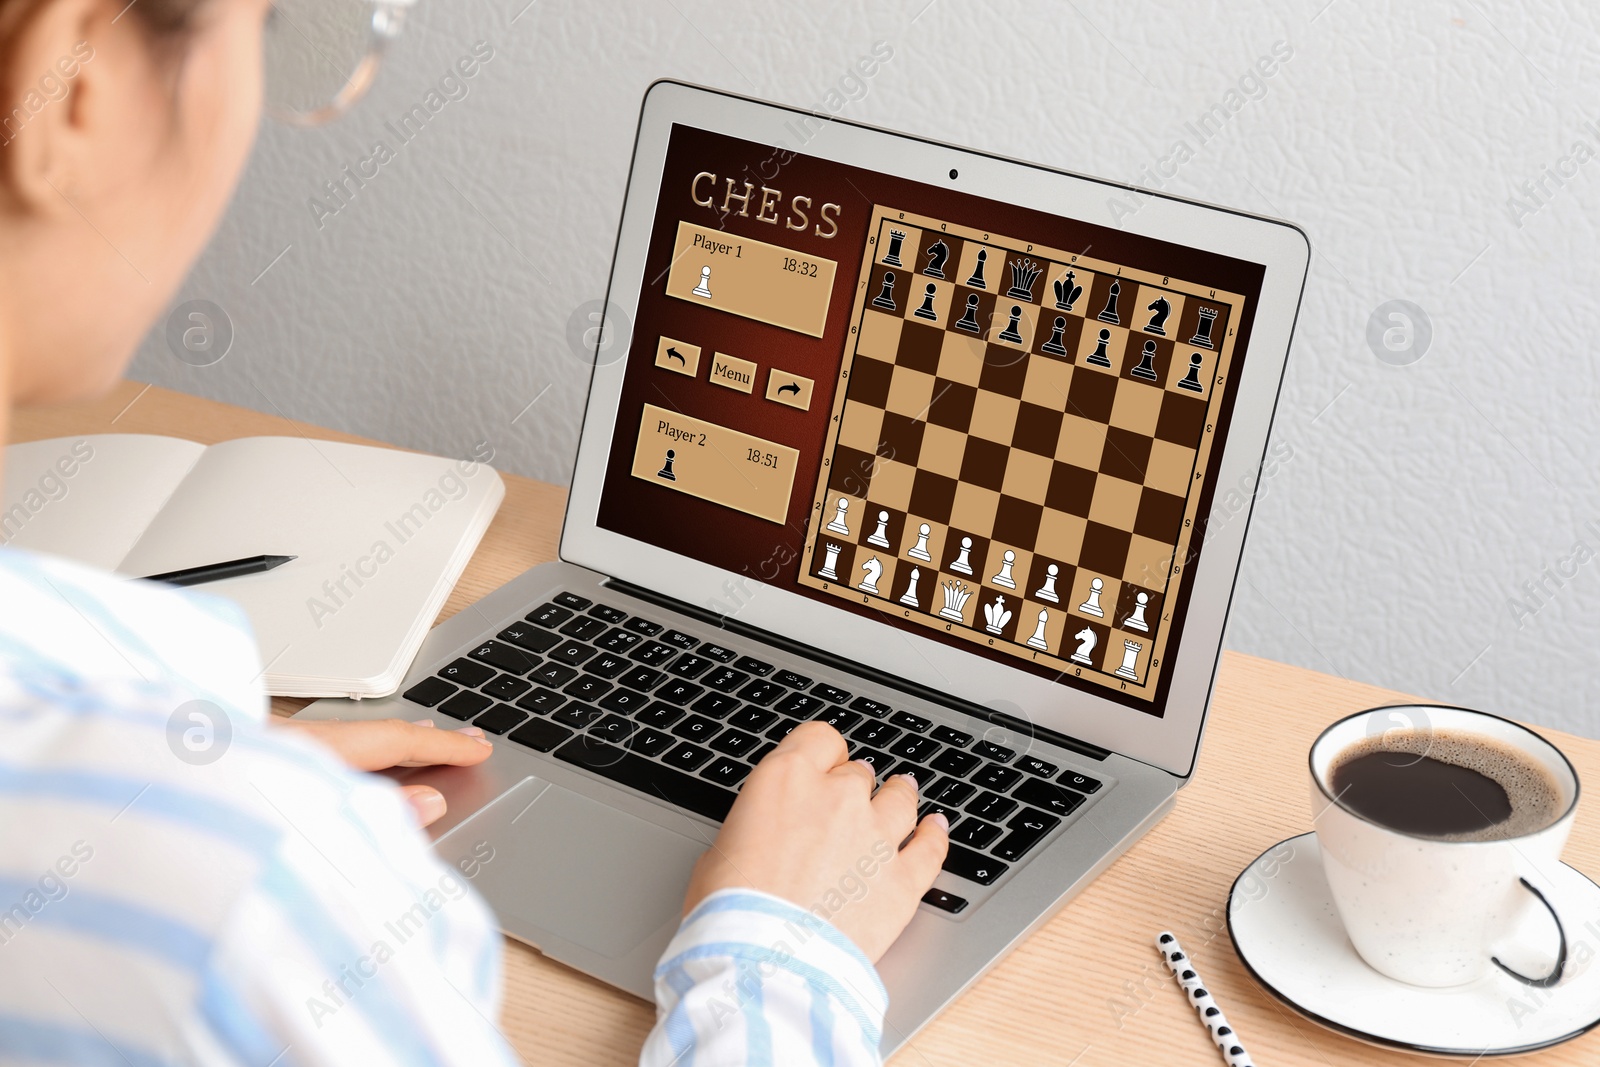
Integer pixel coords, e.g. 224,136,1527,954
595,123,1268,717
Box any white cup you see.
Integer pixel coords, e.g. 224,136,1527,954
1309,704,1579,988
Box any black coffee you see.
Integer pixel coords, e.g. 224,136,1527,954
1328,728,1563,842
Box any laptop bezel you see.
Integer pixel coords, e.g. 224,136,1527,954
560,79,1308,778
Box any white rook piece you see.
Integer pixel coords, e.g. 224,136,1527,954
868,510,892,548
1125,591,1150,632
818,542,842,581
859,557,883,595
1115,640,1141,680
1034,563,1060,603
991,549,1017,589
692,265,712,298
899,567,922,607
1079,577,1105,617
908,523,933,562
1026,610,1050,650
826,497,851,535
949,536,974,575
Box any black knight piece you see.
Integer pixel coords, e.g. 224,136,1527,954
1143,296,1171,335
1006,257,1042,300
924,239,949,278
1053,270,1083,311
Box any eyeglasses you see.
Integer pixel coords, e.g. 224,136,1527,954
263,0,416,126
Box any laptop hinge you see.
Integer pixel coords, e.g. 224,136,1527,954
605,578,1111,762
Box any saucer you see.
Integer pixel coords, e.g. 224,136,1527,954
1227,832,1600,1057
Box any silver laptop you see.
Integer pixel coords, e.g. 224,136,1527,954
296,80,1308,1053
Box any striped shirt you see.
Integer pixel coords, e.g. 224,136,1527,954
0,547,886,1065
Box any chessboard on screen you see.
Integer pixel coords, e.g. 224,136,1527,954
799,206,1246,698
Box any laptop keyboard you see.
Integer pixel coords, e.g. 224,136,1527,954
404,590,1105,914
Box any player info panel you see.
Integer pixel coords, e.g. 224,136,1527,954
798,207,1244,700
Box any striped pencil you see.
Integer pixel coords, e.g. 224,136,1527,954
1156,931,1255,1067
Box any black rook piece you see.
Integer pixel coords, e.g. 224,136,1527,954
914,283,939,321
872,272,897,312
998,305,1024,343
954,293,981,333
966,249,989,289
1087,328,1113,368
1097,280,1122,324
1144,296,1171,335
1178,352,1205,392
1131,339,1159,381
1053,270,1083,311
924,240,949,278
1190,307,1218,348
1041,316,1068,355
883,229,906,267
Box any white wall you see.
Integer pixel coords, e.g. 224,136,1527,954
132,1,1600,737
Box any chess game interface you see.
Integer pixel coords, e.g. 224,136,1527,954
596,123,1266,715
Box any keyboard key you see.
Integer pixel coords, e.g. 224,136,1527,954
709,728,761,758
888,735,941,762
656,680,704,706
498,624,560,654
964,791,1018,822
815,707,863,733
663,742,714,772
972,764,1022,792
403,677,456,707
773,669,811,689
850,697,891,719
811,683,851,704
562,676,612,702
704,667,750,693
627,727,674,757
514,687,567,715
508,718,572,752
941,843,1007,886
748,742,776,763
438,658,495,688
921,888,969,914
972,741,1016,763
588,603,628,624
631,641,677,666
598,688,651,715
559,619,605,644
1059,771,1103,794
670,715,720,743
589,714,638,744
552,591,591,610
468,640,540,675
931,725,974,747
623,616,663,635
727,707,778,732
699,643,737,662
774,692,824,716
597,628,643,653
618,666,665,692
950,819,1001,849
553,737,735,822
691,692,742,718
483,674,532,700
738,680,785,706
661,630,700,651
918,800,963,827
527,603,572,627
992,810,1061,861
765,717,801,741
1017,756,1058,778
853,748,892,775
668,654,714,679
438,690,492,720
1014,778,1086,818
930,749,981,778
890,711,932,732
550,641,597,666
530,662,579,687
926,777,975,805
552,703,603,730
851,720,901,747
583,652,630,680
701,757,751,788
635,702,686,729
734,656,773,676
473,704,526,734
889,761,929,782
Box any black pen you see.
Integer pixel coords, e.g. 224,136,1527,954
140,554,297,587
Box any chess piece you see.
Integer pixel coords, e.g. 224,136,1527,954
998,304,1024,343
966,249,989,288
899,567,922,607
1097,280,1122,324
859,557,883,595
1070,625,1097,665
1026,610,1050,651
1053,270,1083,311
907,522,933,562
954,293,981,333
938,580,972,621
1086,328,1113,368
991,549,1017,588
656,448,677,481
826,497,851,535
1189,307,1218,348
1124,591,1150,632
692,266,712,298
914,283,939,321
872,272,897,312
1007,257,1042,300
1079,576,1105,617
1041,316,1068,356
883,228,906,267
1114,640,1142,681
867,510,892,548
1034,563,1060,603
1131,339,1159,381
818,542,842,581
1144,296,1171,335
1178,351,1205,392
949,535,974,575
924,239,949,278
983,594,1013,635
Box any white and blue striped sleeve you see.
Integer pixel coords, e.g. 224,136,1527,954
641,889,888,1067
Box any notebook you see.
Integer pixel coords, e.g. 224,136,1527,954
1,433,505,698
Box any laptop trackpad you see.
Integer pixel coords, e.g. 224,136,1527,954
436,776,706,960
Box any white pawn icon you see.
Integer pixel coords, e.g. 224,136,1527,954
1125,591,1150,633
692,265,712,298
1034,563,1060,603
1079,577,1105,618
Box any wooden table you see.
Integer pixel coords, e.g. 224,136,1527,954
13,380,1599,1065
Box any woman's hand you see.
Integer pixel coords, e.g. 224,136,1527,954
276,718,493,826
682,721,949,962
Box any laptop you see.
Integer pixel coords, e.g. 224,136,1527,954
295,80,1308,1053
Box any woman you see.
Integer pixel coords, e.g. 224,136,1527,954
0,1,948,1063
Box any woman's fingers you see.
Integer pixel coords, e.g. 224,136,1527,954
401,784,448,826
281,718,493,771
895,813,951,887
